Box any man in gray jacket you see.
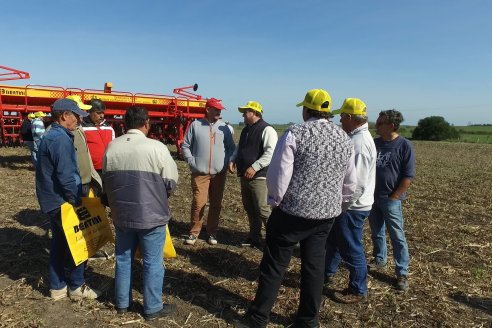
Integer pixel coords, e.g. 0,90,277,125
324,98,376,303
182,98,235,246
103,106,179,321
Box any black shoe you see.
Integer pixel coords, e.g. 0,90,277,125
116,307,127,314
89,249,114,260
143,303,177,321
367,259,386,271
324,274,335,286
396,275,409,291
240,238,254,247
241,238,264,250
233,315,266,328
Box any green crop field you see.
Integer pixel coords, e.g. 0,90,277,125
233,124,492,144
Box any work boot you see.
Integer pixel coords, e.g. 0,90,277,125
143,303,177,321
367,259,386,271
396,275,409,291
333,288,367,304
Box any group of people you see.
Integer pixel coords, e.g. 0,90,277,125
31,88,415,327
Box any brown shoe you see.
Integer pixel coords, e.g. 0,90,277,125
333,288,367,304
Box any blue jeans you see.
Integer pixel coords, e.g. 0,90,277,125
115,224,166,315
368,198,409,276
324,210,370,295
48,208,85,290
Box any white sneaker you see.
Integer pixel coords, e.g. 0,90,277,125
184,234,197,245
69,284,102,300
50,286,67,301
207,235,218,245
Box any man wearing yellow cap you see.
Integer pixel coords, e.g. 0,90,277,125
31,111,47,166
229,101,278,249
238,89,356,328
65,95,103,197
324,98,377,303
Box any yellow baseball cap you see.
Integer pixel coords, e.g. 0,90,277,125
27,113,36,119
332,98,367,116
34,111,46,118
66,95,92,111
238,101,263,114
296,89,331,112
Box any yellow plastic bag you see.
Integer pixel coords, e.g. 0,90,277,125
135,225,177,259
61,197,114,266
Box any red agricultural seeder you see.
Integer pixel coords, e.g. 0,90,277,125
0,65,210,154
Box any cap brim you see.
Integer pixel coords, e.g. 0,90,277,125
72,108,89,117
79,104,92,110
331,109,343,115
208,105,225,111
296,101,304,107
238,107,249,113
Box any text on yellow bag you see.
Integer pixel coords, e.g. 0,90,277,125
61,197,114,266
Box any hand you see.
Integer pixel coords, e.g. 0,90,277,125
341,202,350,212
389,194,400,201
69,198,82,207
228,162,236,174
244,167,256,180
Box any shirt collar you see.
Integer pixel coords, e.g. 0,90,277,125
349,122,369,135
126,129,146,136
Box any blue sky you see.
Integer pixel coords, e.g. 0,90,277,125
2,0,491,125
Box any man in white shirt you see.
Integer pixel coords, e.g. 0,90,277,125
324,98,376,303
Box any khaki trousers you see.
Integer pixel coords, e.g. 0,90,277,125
240,177,270,243
190,172,227,236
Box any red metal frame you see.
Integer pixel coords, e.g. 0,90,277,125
173,84,202,100
0,65,30,82
0,66,209,153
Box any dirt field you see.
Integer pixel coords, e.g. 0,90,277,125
0,141,491,327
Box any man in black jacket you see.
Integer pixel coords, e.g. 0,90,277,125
229,101,278,249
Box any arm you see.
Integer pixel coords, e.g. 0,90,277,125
224,126,236,160
390,141,416,200
181,122,195,165
389,177,412,200
347,152,371,205
249,126,278,173
228,145,238,173
266,130,296,206
51,137,80,205
160,146,179,197
341,148,357,206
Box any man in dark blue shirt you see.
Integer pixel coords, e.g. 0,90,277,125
368,109,416,292
36,98,101,301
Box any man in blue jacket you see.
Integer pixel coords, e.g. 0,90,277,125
36,98,101,301
182,98,235,246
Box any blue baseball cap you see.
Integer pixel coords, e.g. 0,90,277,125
51,98,89,117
